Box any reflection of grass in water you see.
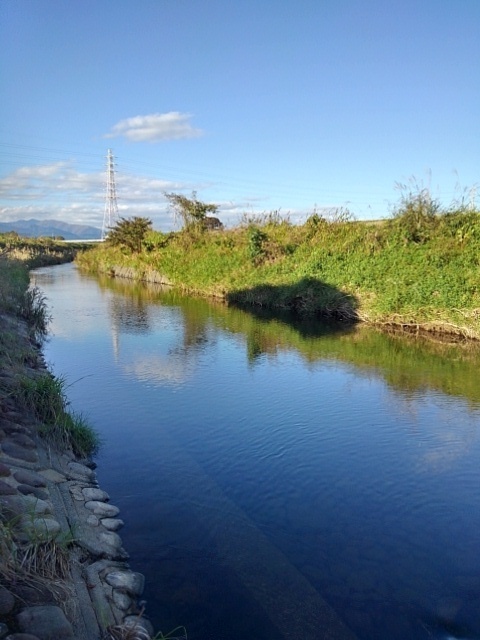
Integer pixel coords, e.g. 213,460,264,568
87,269,480,406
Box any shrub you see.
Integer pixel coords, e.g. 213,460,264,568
107,217,153,253
247,225,268,265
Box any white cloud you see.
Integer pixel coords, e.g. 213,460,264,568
0,161,206,229
104,112,204,142
0,159,271,231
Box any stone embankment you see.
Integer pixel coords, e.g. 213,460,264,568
0,318,153,639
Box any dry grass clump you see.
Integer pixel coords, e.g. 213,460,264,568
104,612,187,640
0,514,74,601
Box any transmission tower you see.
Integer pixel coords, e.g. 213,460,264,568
102,149,119,239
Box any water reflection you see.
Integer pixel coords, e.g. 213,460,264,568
95,270,480,407
95,271,480,482
109,295,152,335
33,264,480,640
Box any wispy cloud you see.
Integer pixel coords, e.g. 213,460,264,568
104,112,204,142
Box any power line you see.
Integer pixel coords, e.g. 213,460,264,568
0,140,394,201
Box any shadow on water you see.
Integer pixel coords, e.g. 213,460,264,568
226,276,360,323
91,271,480,406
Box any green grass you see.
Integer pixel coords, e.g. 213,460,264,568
76,191,480,340
0,250,100,458
19,372,100,457
20,285,52,339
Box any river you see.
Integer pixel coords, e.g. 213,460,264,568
32,263,480,640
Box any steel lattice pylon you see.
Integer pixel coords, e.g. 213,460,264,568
101,149,119,240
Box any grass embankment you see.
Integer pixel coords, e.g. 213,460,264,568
76,197,480,340
0,236,100,457
0,233,82,268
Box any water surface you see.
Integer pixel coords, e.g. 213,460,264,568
33,263,480,640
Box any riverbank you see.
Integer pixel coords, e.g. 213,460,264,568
0,252,155,639
75,194,480,341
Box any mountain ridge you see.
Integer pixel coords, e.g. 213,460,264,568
0,218,102,240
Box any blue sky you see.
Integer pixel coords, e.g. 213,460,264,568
1,0,479,230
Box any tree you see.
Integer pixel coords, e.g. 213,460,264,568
164,191,219,230
106,217,152,253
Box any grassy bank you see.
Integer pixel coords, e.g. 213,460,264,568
0,240,99,456
76,192,480,340
0,232,83,268
0,243,99,610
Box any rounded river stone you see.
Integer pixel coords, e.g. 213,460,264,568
0,585,15,615
82,487,109,502
0,462,11,476
1,494,53,517
1,441,38,463
19,517,61,541
101,517,124,531
84,500,119,517
10,433,36,449
16,605,74,639
99,530,123,549
67,462,95,481
112,589,132,611
17,484,49,501
0,479,17,496
106,570,145,595
13,469,47,488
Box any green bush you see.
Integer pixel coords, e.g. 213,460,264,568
106,217,153,253
247,225,268,265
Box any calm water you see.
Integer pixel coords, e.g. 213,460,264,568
32,263,480,640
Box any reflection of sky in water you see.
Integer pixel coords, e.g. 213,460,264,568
122,355,192,385
35,263,480,640
33,267,112,338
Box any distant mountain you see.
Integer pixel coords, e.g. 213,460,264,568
0,219,102,240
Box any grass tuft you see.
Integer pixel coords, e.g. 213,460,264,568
19,372,101,457
21,285,52,340
0,513,74,599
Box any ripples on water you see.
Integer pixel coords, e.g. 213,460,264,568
33,264,480,640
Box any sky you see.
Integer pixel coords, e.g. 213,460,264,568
1,0,479,231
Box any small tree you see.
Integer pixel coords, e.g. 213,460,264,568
164,191,219,230
106,217,152,253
